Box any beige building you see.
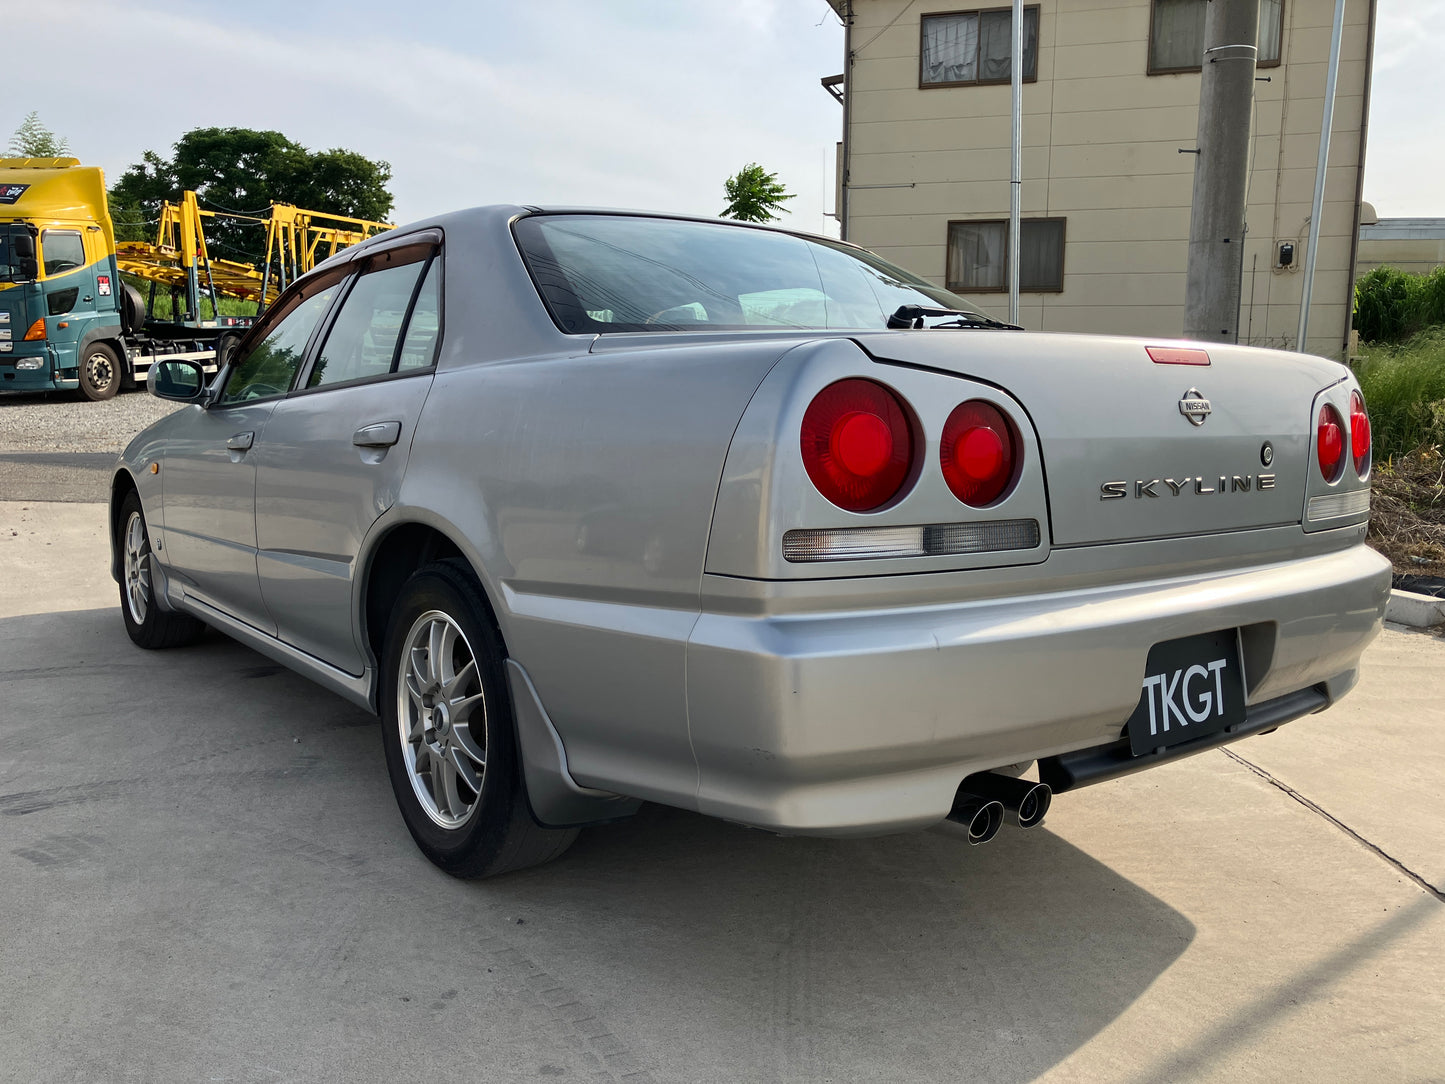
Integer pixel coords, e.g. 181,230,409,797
1356,204,1445,276
826,0,1377,359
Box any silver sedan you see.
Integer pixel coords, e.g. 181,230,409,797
109,207,1389,877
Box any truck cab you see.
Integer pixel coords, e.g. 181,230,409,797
0,157,127,399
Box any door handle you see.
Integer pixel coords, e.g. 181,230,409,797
83,295,94,303
352,421,402,448
226,431,254,451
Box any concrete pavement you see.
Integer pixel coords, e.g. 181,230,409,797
1,501,1441,1083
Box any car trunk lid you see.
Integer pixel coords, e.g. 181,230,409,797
853,331,1347,546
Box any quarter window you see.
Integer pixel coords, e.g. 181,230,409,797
41,230,85,276
920,7,1039,87
220,277,342,404
396,260,441,371
1149,0,1282,73
947,218,1065,293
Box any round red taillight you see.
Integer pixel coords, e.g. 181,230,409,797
941,400,1019,506
1317,403,1345,482
800,379,914,511
1349,389,1371,477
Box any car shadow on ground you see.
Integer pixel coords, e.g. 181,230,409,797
2,605,1195,1082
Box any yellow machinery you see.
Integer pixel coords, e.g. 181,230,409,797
116,191,391,320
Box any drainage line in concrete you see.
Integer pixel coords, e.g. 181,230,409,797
1222,747,1444,903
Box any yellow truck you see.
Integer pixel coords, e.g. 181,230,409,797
0,157,388,399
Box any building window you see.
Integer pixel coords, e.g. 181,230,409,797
946,218,1065,293
920,7,1040,87
1149,0,1283,74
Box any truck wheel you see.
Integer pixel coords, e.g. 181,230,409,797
118,490,206,649
379,558,578,878
79,343,122,401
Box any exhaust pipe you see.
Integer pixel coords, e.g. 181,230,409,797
939,794,1005,845
961,772,1052,830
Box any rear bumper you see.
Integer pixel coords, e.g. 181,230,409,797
684,539,1390,834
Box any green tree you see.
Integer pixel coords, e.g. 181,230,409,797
108,127,394,264
7,111,70,157
721,163,795,223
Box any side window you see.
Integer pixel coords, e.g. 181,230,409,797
307,258,426,389
41,230,86,276
219,279,341,405
946,218,1066,293
397,259,441,371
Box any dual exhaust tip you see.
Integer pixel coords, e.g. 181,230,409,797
941,772,1052,845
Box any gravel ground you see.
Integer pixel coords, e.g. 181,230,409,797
0,388,182,454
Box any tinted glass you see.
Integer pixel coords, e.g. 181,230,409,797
41,230,85,276
397,259,441,371
0,226,20,283
220,282,339,404
308,260,424,388
515,215,986,334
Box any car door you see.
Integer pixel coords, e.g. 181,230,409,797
38,228,96,356
251,241,443,674
159,270,346,632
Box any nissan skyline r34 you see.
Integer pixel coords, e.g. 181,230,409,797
108,207,1390,877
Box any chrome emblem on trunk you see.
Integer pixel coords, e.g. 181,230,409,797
1179,388,1212,426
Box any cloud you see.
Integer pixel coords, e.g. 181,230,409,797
5,0,845,231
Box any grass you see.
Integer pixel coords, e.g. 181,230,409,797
1354,265,1445,343
1352,329,1445,462
119,272,259,323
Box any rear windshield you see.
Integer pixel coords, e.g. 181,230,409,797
513,214,990,334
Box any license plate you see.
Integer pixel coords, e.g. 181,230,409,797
1125,629,1247,756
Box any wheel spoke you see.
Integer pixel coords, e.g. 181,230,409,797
436,754,463,817
449,690,485,719
427,620,448,684
442,658,476,699
450,722,486,768
448,745,481,795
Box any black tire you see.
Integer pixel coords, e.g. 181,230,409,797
120,284,147,334
380,558,577,878
117,490,206,649
79,342,122,401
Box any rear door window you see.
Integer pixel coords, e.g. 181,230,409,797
308,261,423,389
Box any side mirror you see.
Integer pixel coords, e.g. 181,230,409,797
148,359,207,402
12,233,34,259
16,257,37,281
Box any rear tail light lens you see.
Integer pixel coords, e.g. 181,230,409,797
1316,403,1345,482
800,379,915,511
941,400,1019,506
1349,389,1371,477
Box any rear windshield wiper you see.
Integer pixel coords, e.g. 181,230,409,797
887,305,1023,331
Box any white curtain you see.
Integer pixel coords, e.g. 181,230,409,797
1258,0,1283,63
922,13,979,84
1150,0,1207,71
948,221,1005,292
973,8,1039,83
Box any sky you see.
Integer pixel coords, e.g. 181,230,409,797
5,0,1441,233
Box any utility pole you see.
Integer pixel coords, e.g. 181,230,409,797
1007,0,1023,325
1183,0,1260,343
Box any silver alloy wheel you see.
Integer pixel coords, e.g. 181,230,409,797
397,609,488,829
123,511,151,625
85,350,115,392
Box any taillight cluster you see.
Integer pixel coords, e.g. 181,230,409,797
1316,391,1371,482
800,379,1020,512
